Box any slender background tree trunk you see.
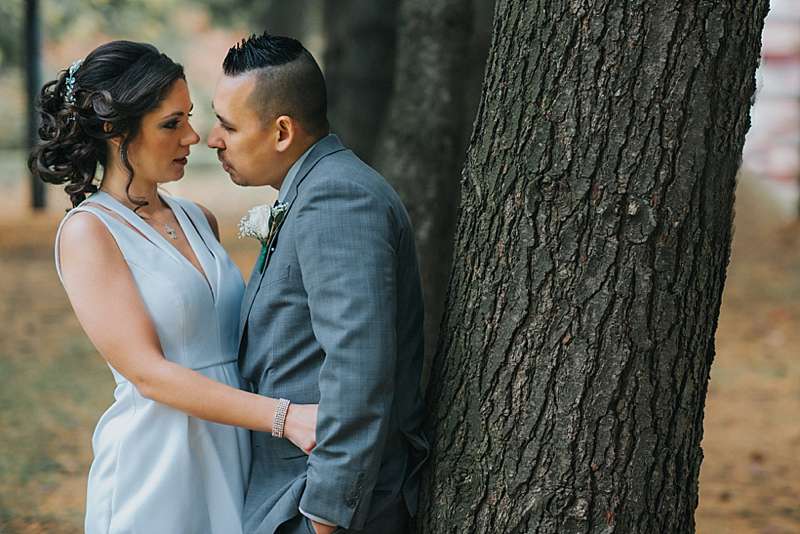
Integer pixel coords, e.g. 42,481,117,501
420,1,769,533
374,0,476,386
323,0,399,165
25,0,44,210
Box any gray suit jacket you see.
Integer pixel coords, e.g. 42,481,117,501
238,135,429,533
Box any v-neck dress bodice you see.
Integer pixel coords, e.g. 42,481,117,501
54,191,251,534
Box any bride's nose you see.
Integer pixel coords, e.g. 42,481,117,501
183,124,201,146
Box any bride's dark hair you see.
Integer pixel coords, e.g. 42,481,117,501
28,40,185,208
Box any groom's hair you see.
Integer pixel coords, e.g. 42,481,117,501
223,33,329,136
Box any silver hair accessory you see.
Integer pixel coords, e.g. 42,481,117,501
64,59,83,106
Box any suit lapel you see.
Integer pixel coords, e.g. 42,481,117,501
238,259,262,340
237,135,348,348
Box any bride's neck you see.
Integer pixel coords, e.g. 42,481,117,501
99,163,163,216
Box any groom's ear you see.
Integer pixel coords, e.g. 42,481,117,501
274,115,294,153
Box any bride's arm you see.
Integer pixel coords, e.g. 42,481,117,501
57,211,316,452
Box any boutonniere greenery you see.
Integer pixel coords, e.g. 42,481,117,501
238,201,289,272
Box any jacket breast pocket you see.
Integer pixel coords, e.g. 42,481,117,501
262,264,291,287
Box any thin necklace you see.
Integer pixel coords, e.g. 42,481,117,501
163,223,178,240
102,189,179,240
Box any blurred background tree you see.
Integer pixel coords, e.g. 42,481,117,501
322,0,399,166
374,0,484,385
201,0,318,42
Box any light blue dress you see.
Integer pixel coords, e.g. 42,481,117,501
54,191,251,534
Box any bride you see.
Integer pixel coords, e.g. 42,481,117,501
28,40,315,533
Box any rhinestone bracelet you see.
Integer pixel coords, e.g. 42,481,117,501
272,398,291,438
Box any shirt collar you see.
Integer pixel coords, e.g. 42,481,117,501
277,135,332,203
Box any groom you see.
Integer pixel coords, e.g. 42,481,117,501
208,33,429,534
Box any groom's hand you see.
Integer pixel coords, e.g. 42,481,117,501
310,520,337,534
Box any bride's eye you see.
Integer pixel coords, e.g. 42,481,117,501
162,120,179,130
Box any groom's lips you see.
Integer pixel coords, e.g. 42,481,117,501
219,157,233,173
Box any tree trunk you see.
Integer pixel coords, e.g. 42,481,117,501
25,0,44,210
463,0,495,147
373,0,475,387
323,0,399,164
259,0,314,40
420,1,768,533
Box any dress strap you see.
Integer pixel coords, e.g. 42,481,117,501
168,196,218,243
89,191,189,268
53,203,132,284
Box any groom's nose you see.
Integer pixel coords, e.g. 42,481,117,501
207,125,225,150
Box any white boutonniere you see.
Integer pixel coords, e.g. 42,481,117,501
239,201,289,272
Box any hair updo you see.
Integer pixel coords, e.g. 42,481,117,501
28,40,185,208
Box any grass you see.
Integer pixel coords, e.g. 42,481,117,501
0,285,108,532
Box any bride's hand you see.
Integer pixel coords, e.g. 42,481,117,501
283,403,318,454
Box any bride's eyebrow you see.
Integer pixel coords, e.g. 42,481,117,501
160,103,194,120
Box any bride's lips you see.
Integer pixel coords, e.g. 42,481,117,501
173,157,188,166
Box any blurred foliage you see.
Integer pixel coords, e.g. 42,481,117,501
0,0,182,71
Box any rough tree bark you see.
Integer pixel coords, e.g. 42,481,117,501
323,0,399,164
373,0,474,386
420,1,768,533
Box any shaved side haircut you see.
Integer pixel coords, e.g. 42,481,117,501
223,32,329,136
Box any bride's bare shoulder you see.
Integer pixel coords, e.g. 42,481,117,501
61,210,107,239
58,210,120,264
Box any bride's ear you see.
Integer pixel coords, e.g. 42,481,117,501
274,115,294,153
103,122,125,149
